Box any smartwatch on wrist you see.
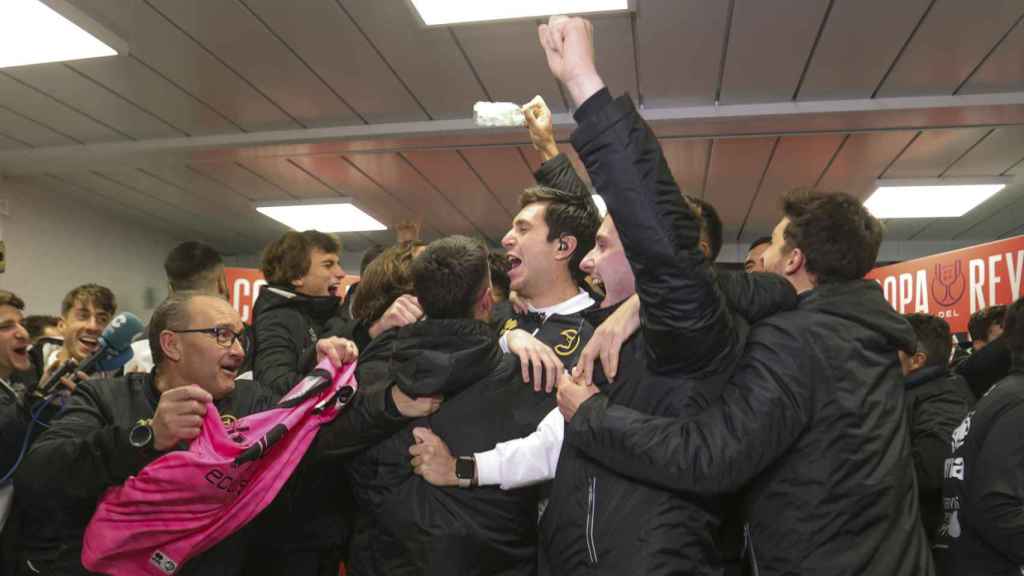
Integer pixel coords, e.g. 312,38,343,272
129,418,155,451
455,456,476,488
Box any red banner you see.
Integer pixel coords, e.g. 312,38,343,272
225,268,359,324
866,235,1024,333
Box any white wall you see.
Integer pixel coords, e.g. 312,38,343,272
0,177,179,321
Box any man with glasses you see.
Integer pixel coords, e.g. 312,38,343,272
13,291,424,575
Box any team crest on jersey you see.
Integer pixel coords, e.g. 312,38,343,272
501,318,518,335
554,329,581,357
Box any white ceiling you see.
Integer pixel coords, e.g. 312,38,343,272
0,0,1022,257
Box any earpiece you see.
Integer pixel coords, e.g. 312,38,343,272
558,239,568,251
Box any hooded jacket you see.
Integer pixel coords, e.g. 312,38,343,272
347,319,555,576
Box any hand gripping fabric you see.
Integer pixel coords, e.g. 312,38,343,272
81,360,358,576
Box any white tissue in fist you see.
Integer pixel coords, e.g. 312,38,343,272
473,102,525,127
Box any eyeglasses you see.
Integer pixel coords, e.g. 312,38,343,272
172,326,247,350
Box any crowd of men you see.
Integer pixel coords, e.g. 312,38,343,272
1,15,1023,576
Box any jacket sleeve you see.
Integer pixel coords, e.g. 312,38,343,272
965,402,1024,563
253,308,316,398
564,318,813,494
956,336,1011,398
534,153,592,198
13,384,156,504
909,389,971,499
308,379,408,460
571,91,735,376
717,271,798,324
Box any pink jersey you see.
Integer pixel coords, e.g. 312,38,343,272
82,360,357,576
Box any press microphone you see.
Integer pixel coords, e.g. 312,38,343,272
38,312,145,396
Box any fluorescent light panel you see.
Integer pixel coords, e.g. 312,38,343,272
257,203,387,233
0,0,116,68
409,0,628,25
864,183,1006,219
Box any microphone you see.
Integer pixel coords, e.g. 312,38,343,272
38,312,145,396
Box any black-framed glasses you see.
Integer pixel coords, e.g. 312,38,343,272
172,326,247,350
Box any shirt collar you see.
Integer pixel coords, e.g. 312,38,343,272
528,289,595,318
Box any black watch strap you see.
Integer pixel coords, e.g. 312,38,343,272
455,456,475,488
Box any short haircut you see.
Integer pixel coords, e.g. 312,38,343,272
904,313,952,369
351,241,422,324
488,252,512,301
164,241,224,292
781,189,883,284
61,284,116,317
968,305,1008,342
360,244,387,276
412,236,489,320
749,236,772,253
149,291,201,368
260,230,341,286
23,315,59,340
519,186,601,286
1004,298,1024,368
0,290,25,311
685,195,723,261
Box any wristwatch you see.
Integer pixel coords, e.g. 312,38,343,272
455,456,476,488
129,418,155,450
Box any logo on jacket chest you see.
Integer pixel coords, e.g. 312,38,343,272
554,329,581,357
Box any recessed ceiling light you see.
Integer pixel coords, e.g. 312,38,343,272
257,202,387,233
865,179,1009,219
409,0,629,26
0,0,117,69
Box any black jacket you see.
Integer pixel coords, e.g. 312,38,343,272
347,319,555,576
904,365,975,544
937,370,1024,575
956,336,1012,398
533,92,797,575
562,84,932,576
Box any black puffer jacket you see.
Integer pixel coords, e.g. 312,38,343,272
905,365,975,543
565,92,933,576
347,319,554,576
956,336,1011,398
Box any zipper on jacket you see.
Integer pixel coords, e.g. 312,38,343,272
586,477,598,565
744,523,760,576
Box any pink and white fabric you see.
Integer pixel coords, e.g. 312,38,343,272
82,360,358,576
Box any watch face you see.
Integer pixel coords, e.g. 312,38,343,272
455,457,475,480
129,422,153,448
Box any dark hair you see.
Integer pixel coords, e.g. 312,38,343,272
685,195,723,261
968,305,1008,342
0,290,25,311
149,291,200,368
904,313,952,369
351,241,423,323
412,236,490,320
260,230,341,286
164,241,223,292
519,186,601,286
360,244,387,276
488,252,512,302
781,189,883,284
61,284,116,317
749,236,772,253
1004,298,1024,368
23,315,59,341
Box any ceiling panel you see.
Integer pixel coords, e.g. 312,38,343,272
402,150,511,243
459,147,536,217
237,157,342,199
798,0,931,100
0,133,27,150
67,0,298,131
882,219,935,241
0,107,76,147
0,74,123,143
662,139,711,197
240,0,427,123
591,14,638,101
741,133,845,239
703,137,777,239
944,126,1024,176
959,17,1024,94
636,0,730,106
189,162,293,201
453,21,566,112
882,128,992,178
903,180,1022,241
952,181,1024,240
340,0,486,119
148,0,359,127
344,152,476,236
719,0,830,104
6,64,182,139
818,131,918,200
68,57,241,136
288,155,416,232
877,0,1024,97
